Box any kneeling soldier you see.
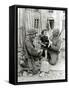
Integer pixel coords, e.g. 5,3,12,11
47,29,61,65
24,29,42,76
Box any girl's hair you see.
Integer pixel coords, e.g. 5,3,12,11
41,29,47,34
41,30,44,34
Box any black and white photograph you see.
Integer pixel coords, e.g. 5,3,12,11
17,6,67,83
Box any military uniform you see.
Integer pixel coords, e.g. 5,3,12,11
47,29,61,65
23,30,42,74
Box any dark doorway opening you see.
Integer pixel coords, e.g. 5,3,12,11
49,19,54,29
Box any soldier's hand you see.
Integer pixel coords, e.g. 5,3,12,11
49,40,52,45
38,50,43,56
37,49,43,53
48,40,52,47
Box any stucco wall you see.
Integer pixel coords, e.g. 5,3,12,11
18,8,65,48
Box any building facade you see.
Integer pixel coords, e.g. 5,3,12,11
18,8,65,48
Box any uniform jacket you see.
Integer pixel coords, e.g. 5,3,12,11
47,35,61,65
49,36,61,53
24,37,41,72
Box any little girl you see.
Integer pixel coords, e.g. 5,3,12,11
39,50,50,77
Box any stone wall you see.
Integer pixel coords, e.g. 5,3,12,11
18,8,65,50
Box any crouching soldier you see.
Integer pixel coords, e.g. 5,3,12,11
24,29,42,76
47,29,61,65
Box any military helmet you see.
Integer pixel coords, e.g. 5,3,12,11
52,28,60,37
27,29,37,35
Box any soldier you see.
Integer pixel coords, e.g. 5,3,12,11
24,29,42,76
47,29,61,65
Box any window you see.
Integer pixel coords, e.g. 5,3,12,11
34,18,39,28
49,19,54,29
47,19,54,29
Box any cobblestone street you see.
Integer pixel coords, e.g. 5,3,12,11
18,50,65,82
